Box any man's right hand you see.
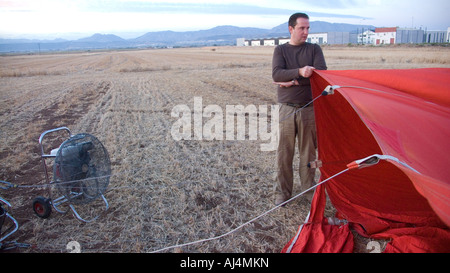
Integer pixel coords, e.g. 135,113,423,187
299,66,315,78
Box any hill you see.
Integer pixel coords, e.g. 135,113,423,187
76,33,126,43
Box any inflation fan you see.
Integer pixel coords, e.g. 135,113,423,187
33,127,111,223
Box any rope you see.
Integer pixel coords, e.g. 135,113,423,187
337,86,384,93
326,85,424,103
278,93,323,124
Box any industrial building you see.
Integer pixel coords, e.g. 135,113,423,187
424,30,448,43
396,28,425,44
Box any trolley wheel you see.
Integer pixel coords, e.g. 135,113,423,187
33,197,52,218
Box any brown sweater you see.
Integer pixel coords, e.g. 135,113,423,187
272,42,327,104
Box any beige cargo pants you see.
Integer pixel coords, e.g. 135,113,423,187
275,104,317,204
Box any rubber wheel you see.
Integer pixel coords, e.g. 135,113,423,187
33,196,52,218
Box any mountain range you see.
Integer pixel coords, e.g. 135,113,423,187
0,21,375,53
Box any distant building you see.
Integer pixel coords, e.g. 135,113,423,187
307,32,353,45
396,28,425,44
308,33,327,44
241,37,290,46
327,32,354,44
251,40,262,46
374,27,397,45
278,38,290,45
358,30,375,44
424,30,447,43
447,27,450,42
264,39,276,46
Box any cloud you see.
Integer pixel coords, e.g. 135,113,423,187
302,0,360,9
82,1,364,19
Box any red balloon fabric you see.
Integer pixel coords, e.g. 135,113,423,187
283,68,450,253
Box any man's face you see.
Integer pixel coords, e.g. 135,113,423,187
289,18,310,45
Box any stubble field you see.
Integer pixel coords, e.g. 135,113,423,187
1,44,449,253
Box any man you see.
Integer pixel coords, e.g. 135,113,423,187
272,12,327,205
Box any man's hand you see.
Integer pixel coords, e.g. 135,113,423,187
299,66,315,78
273,79,299,88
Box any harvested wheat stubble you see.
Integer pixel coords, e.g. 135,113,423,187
1,45,449,253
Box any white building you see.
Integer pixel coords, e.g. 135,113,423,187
242,37,290,46
278,38,290,45
251,40,262,46
264,39,276,46
358,30,376,44
307,33,327,44
374,27,397,45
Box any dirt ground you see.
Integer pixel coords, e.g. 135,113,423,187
0,44,449,253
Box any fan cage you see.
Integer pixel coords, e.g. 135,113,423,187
53,133,111,205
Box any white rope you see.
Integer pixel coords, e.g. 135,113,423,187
278,93,323,124
330,85,424,103
337,86,384,93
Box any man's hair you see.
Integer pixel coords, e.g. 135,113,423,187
288,13,309,28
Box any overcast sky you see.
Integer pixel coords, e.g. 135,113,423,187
0,0,449,39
